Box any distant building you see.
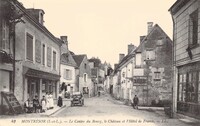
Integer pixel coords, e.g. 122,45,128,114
60,36,77,96
169,0,200,119
73,55,93,97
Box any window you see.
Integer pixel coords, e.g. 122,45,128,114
47,47,51,67
42,44,45,65
53,51,56,70
1,19,9,50
64,69,72,80
146,50,155,60
154,72,161,79
187,72,197,102
122,72,125,78
84,73,87,82
178,74,187,102
84,63,87,69
35,40,41,63
189,10,198,46
26,33,33,61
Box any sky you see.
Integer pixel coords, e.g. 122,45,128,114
18,0,176,67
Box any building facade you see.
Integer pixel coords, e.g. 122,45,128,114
60,36,77,96
169,0,200,119
13,3,62,103
73,55,93,97
133,23,172,106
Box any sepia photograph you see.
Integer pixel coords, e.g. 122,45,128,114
0,0,200,126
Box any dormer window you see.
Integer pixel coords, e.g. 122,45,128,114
39,10,45,25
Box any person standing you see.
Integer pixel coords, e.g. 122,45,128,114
45,92,50,110
57,93,63,107
133,95,139,109
49,92,54,109
41,95,46,112
33,95,41,113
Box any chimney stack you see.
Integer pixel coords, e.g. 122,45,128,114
128,44,135,54
140,36,146,43
119,54,125,63
114,64,118,70
147,22,153,34
60,36,68,49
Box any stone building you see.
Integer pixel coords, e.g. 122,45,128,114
133,22,172,106
60,36,77,96
12,1,62,103
73,55,93,97
169,0,200,119
112,44,136,103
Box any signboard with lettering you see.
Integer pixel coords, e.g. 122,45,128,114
133,76,147,84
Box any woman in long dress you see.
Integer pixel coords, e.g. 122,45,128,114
49,92,54,109
45,92,50,110
41,96,46,112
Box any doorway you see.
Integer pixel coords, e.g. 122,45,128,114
27,78,39,100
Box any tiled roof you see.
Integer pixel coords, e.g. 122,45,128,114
72,55,86,67
61,51,77,67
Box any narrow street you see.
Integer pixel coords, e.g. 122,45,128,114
51,94,194,126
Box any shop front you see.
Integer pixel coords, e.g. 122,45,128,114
24,68,60,101
177,62,200,119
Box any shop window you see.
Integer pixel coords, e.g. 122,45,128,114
26,33,33,61
189,9,198,46
187,72,197,102
178,74,186,102
53,51,56,70
1,19,9,51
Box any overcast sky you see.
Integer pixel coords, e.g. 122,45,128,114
19,0,176,67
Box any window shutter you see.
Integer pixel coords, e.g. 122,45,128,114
47,47,52,67
35,39,41,63
63,69,66,79
26,33,33,61
53,51,56,69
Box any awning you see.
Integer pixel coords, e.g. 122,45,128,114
25,68,60,80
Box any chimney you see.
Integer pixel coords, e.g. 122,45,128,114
119,54,125,63
114,64,118,70
60,36,68,49
147,22,153,34
128,44,135,54
140,36,146,43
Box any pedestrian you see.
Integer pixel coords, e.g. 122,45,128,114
49,92,54,109
33,95,41,113
133,95,139,109
45,92,50,110
57,93,63,107
41,95,46,112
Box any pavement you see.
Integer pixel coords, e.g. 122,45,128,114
109,95,200,125
0,98,70,118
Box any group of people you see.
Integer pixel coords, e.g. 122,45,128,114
24,92,54,113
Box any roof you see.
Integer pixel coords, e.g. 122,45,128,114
169,0,190,15
134,24,172,53
72,55,86,67
11,0,62,46
61,51,77,67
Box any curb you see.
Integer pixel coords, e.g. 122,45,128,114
48,105,66,116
